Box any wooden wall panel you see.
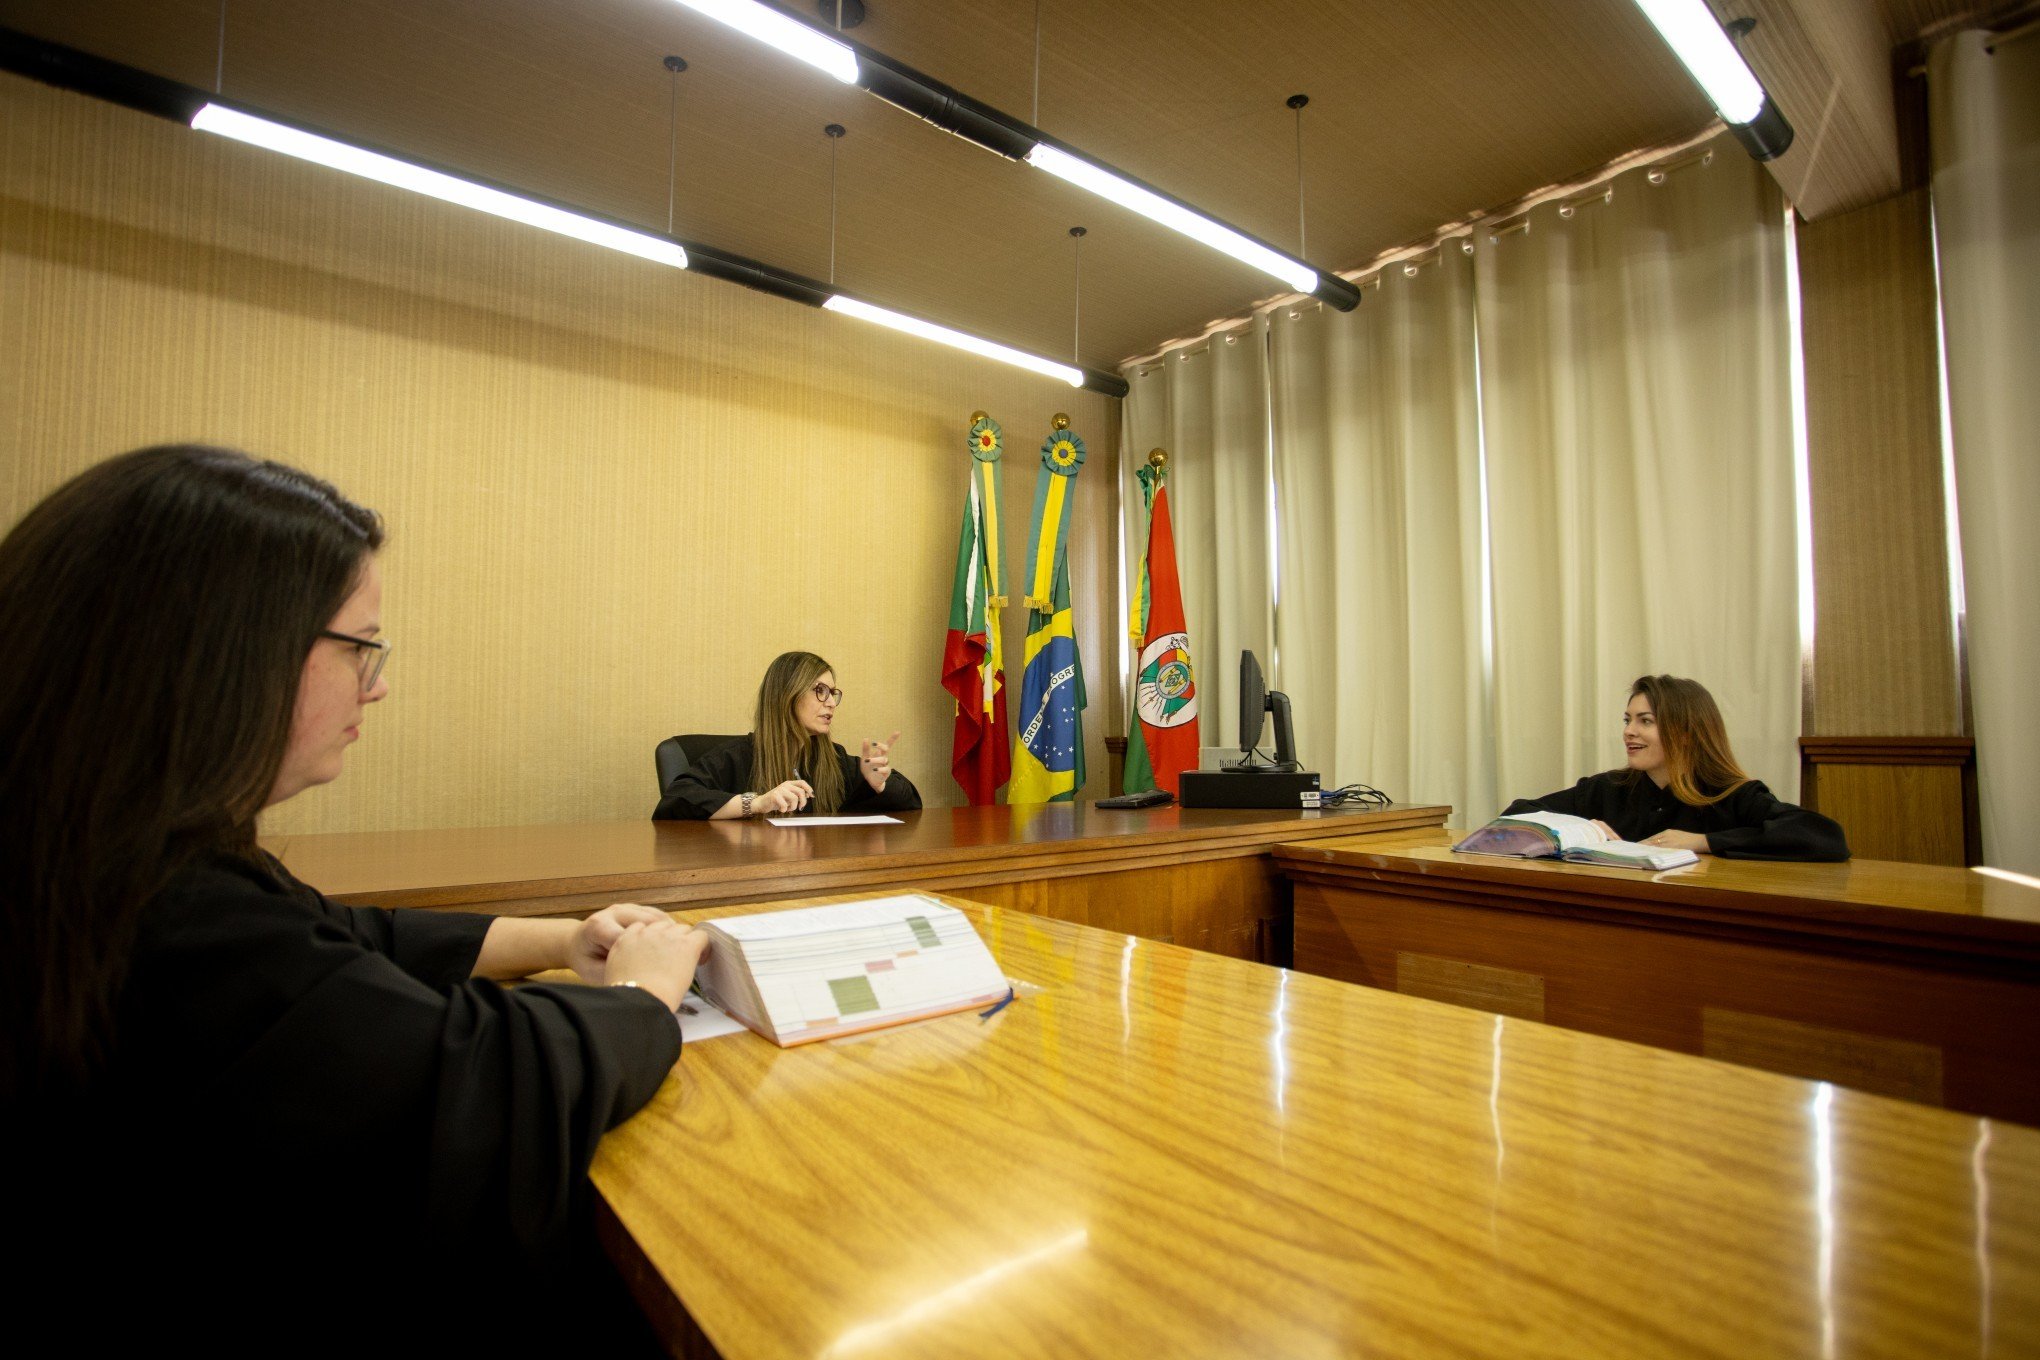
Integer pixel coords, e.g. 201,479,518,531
1798,186,1961,736
1812,762,1968,864
0,77,1122,834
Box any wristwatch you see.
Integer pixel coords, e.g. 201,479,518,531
742,791,755,817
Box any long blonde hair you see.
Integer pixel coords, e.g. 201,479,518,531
1629,674,1751,807
751,651,847,814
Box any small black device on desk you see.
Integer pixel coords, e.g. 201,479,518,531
1096,789,1174,809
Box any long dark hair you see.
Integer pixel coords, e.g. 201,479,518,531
1625,674,1751,806
751,650,847,814
0,445,383,1097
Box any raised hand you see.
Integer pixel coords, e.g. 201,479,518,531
860,730,902,792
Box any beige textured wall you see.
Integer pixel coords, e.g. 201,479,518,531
0,76,1122,834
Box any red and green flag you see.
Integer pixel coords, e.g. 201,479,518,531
943,414,1010,803
1124,455,1199,795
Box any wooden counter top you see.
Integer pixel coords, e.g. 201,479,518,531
1275,829,2040,957
594,894,2040,1359
261,802,1448,916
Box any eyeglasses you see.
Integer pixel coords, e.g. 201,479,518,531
320,629,392,693
810,682,844,707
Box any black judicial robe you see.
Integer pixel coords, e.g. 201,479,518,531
1503,770,1850,861
40,850,681,1352
653,734,924,820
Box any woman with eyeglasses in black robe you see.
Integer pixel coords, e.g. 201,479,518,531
654,650,922,820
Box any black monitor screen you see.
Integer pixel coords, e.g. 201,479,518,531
1238,650,1266,754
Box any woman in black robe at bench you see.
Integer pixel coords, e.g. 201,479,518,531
655,649,922,821
1,445,708,1353
1503,674,1848,861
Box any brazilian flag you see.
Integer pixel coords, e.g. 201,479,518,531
1008,423,1087,803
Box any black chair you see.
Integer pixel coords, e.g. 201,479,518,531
654,733,745,794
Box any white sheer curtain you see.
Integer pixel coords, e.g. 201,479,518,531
1475,134,1800,805
1268,251,1498,824
1120,325,1273,749
1930,31,2040,873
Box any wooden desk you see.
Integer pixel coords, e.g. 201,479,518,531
594,893,2040,1359
1276,830,2040,1123
262,803,1447,961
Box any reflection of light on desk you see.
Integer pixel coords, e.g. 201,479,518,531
1489,1014,1506,1181
824,1228,1090,1356
1271,967,1290,1118
1812,1082,1836,1360
1975,865,2040,890
1974,1119,1993,1356
1120,935,1135,1045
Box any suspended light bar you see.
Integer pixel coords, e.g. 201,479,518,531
1025,144,1318,296
666,0,858,84
823,296,1084,387
656,1,1362,309
0,26,1128,395
191,105,689,269
1630,0,1793,160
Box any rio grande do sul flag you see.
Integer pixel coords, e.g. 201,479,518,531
942,416,1010,804
1123,465,1198,795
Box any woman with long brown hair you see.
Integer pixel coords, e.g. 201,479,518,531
654,649,922,820
1502,674,1848,860
2,445,707,1350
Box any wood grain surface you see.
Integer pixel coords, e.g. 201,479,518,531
1279,830,2040,1122
592,892,2040,1360
263,803,1449,912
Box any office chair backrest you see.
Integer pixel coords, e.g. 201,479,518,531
654,733,747,793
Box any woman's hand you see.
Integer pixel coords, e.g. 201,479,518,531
756,778,814,814
605,919,711,1011
568,903,675,982
861,731,902,792
1641,829,1710,853
1590,820,1620,841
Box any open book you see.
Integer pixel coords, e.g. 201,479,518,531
1453,810,1698,870
694,894,1012,1047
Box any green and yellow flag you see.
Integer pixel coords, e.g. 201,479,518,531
1007,419,1088,803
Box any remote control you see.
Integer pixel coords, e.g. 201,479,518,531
1095,789,1174,809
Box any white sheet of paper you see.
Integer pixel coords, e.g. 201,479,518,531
764,815,904,827
676,993,748,1043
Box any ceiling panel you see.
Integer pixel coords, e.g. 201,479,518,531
0,0,1721,367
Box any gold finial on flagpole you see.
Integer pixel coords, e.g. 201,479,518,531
970,410,988,423
1148,448,1167,469
1051,412,1070,431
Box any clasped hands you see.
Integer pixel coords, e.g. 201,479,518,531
571,904,709,1011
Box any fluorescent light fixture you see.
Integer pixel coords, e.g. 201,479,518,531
191,104,689,269
666,0,858,84
823,295,1083,387
1630,0,1766,125
1026,143,1318,296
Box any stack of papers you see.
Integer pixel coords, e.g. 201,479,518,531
695,894,1011,1046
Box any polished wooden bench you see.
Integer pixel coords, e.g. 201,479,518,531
1276,828,2040,1123
592,891,2040,1358
263,802,1448,961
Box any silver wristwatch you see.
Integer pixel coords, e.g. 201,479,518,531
742,791,755,816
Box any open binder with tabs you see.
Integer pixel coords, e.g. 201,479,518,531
1453,810,1698,871
695,894,1011,1046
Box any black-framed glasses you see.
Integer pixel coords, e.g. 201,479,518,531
810,682,844,707
320,629,392,693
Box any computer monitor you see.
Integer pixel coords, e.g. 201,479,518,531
1229,651,1299,772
